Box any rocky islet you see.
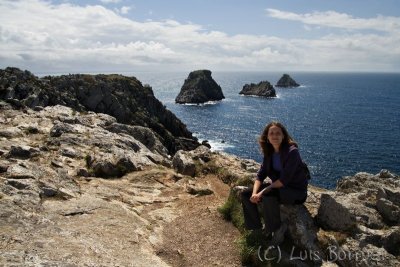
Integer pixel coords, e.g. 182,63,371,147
276,73,300,87
239,80,276,97
175,69,225,104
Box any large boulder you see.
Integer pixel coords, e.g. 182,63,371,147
172,150,196,177
276,74,300,87
175,70,224,104
239,81,276,97
317,193,357,231
280,204,324,263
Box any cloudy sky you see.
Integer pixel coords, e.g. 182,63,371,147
1,0,400,74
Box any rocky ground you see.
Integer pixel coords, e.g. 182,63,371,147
0,103,244,266
1,101,399,267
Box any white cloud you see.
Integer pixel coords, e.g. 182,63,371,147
266,8,400,33
114,5,132,15
0,1,399,73
99,0,121,4
120,6,131,14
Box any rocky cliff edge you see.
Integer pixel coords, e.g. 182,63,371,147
0,67,199,154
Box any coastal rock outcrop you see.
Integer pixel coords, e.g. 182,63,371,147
0,67,200,154
276,73,300,87
0,101,241,266
222,169,400,266
175,70,224,104
1,67,399,266
239,81,276,97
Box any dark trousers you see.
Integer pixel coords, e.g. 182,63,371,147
241,183,307,232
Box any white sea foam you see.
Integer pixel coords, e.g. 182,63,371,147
207,140,235,152
180,100,222,106
194,133,234,152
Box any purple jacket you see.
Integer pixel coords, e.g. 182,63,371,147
256,144,308,190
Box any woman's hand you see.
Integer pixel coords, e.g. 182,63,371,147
250,192,262,203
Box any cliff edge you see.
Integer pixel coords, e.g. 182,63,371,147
0,67,199,154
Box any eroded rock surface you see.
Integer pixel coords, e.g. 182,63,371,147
0,102,241,266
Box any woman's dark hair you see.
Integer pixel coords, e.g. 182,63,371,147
258,121,297,158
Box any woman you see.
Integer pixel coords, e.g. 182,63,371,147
241,121,309,245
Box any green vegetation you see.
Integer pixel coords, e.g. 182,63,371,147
218,190,244,229
218,191,271,265
218,174,276,266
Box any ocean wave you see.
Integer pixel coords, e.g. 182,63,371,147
194,133,235,152
180,100,223,106
207,140,235,152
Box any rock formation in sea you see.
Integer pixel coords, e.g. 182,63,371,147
239,81,276,97
175,70,225,104
276,73,300,87
0,67,199,154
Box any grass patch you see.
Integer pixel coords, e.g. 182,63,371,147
218,190,245,229
218,179,275,266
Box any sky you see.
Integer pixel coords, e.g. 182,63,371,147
1,0,400,74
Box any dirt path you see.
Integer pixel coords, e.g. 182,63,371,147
155,175,242,267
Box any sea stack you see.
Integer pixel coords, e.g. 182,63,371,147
276,74,300,87
175,70,224,104
239,81,276,97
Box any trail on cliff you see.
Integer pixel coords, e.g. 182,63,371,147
156,174,241,267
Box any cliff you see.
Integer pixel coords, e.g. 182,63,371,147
175,70,225,104
0,67,199,154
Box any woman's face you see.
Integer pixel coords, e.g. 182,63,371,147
267,125,284,147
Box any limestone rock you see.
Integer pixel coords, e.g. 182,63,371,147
105,123,168,157
7,163,39,179
172,150,196,177
50,122,75,137
383,227,400,256
281,204,324,263
376,198,400,223
276,74,300,87
379,169,396,179
6,145,40,159
90,154,137,178
239,81,276,97
186,184,213,196
0,127,23,138
188,145,212,163
317,194,356,231
175,70,224,104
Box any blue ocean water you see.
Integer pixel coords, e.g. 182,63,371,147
135,71,400,189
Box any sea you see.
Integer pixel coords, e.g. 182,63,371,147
132,71,400,189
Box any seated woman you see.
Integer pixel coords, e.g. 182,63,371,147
241,121,309,245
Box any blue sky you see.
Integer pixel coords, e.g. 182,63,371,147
1,0,400,73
